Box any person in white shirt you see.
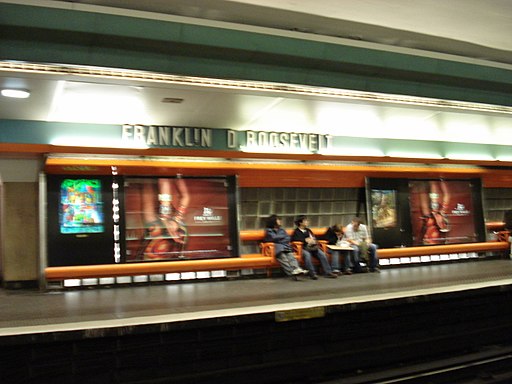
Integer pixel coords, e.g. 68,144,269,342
344,217,380,273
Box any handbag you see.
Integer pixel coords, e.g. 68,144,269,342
306,242,318,251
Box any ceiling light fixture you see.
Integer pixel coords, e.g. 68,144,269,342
1,61,511,115
1,88,30,98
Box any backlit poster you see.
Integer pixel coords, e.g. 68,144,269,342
409,180,477,245
47,175,114,267
371,189,397,228
59,178,104,234
123,177,233,261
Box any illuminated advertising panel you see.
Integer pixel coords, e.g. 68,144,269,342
59,178,104,234
367,178,485,248
409,180,478,245
371,189,397,229
47,175,114,267
123,177,234,261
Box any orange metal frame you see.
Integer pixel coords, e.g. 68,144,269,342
44,155,512,188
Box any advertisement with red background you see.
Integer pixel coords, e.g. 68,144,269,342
124,177,233,261
409,180,477,246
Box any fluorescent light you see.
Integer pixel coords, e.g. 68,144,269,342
240,145,311,154
47,81,150,124
180,272,197,280
149,274,165,282
196,271,211,279
1,89,30,98
445,153,495,161
319,147,385,157
50,136,149,149
165,273,181,281
3,61,511,115
115,276,132,284
63,279,81,287
99,277,115,285
133,275,149,283
386,151,443,159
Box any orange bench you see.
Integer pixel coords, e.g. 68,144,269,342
246,228,510,260
45,229,509,282
45,255,276,280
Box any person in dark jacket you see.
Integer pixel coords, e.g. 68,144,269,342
291,215,337,279
264,215,308,280
323,224,353,275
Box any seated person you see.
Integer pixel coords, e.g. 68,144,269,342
344,216,380,273
291,215,337,279
264,214,308,280
323,224,352,275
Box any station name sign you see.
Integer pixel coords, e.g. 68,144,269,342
121,125,333,153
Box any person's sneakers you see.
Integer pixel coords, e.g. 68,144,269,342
332,269,341,275
369,268,381,273
309,273,318,280
342,270,353,275
292,268,309,277
325,272,338,278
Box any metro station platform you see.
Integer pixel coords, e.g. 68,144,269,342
1,259,512,383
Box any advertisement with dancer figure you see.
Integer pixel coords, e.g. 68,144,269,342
409,180,478,245
124,176,235,261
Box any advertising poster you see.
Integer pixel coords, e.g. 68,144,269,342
409,180,476,245
59,178,105,234
371,189,397,228
123,177,233,261
47,175,114,267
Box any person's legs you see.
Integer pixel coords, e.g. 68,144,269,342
350,244,363,272
276,252,295,276
368,243,380,271
342,250,353,274
315,249,334,275
330,250,340,273
285,252,307,275
301,249,317,278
